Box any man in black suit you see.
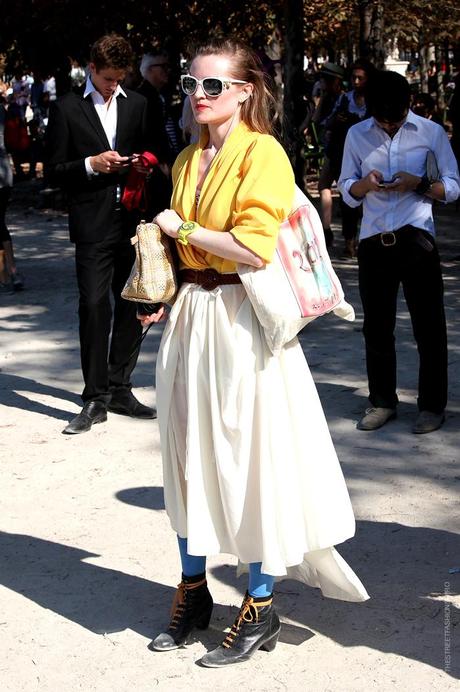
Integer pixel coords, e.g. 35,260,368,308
46,34,156,434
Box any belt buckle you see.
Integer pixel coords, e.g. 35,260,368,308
381,231,396,247
201,268,220,290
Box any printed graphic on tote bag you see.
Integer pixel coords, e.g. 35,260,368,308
277,206,341,316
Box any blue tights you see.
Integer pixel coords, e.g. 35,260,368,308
177,536,275,597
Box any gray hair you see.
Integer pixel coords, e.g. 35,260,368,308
140,53,167,79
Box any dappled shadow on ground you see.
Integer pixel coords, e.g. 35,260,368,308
0,206,163,396
0,372,80,420
0,521,458,676
2,199,459,418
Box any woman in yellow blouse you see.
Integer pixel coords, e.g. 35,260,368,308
141,39,368,668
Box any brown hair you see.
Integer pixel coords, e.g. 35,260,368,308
190,38,276,135
90,34,134,71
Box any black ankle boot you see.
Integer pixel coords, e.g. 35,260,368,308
149,573,213,651
200,591,280,667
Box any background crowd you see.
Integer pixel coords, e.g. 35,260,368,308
1,42,460,288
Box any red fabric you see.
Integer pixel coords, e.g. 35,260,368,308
4,116,30,152
121,151,158,211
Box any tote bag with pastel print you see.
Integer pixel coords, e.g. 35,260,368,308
238,186,355,355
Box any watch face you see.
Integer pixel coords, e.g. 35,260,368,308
182,222,196,231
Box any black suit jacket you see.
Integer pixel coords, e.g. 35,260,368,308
45,87,150,243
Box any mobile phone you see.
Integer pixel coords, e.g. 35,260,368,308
378,178,399,187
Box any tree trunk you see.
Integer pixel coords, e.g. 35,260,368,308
358,0,373,57
358,0,385,67
419,32,427,93
282,0,306,188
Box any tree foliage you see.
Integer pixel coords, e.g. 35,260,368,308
1,0,459,73
1,0,458,177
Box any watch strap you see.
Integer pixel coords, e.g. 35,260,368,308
177,221,198,246
415,175,431,195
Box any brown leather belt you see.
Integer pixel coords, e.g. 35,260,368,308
179,268,242,291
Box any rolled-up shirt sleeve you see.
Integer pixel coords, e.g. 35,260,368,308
338,129,364,208
435,127,460,203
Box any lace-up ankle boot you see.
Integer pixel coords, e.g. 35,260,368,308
200,591,280,667
149,573,213,651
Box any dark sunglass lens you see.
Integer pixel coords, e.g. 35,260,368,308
182,76,197,95
203,78,223,96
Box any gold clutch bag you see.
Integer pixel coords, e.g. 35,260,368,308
121,220,178,305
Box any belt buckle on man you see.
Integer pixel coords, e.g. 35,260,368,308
380,231,396,247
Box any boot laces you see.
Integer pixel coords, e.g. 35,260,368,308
169,578,206,630
222,594,272,649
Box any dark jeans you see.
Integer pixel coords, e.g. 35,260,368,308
75,213,142,403
358,227,447,413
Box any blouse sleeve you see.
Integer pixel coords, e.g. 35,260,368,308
230,135,295,263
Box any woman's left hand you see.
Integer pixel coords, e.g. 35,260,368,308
154,209,184,238
137,304,167,327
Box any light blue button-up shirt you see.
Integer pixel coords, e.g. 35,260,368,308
338,110,460,240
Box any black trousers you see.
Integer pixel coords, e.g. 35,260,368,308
75,212,142,403
358,227,447,413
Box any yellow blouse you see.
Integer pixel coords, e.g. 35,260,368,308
171,121,295,273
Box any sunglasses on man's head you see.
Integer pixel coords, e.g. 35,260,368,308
181,74,247,97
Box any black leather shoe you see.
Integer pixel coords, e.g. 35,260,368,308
149,573,213,651
108,390,156,419
63,401,107,435
200,591,280,667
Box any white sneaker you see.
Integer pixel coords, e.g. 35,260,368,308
357,407,397,431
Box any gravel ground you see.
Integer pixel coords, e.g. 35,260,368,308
0,180,459,691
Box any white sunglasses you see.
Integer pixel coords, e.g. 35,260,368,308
181,74,247,97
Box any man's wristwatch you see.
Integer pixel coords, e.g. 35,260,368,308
415,175,431,196
177,221,199,246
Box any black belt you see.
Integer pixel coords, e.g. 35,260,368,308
179,268,241,290
366,225,429,247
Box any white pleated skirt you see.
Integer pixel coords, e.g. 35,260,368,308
156,283,369,602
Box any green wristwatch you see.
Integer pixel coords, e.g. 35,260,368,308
177,221,199,246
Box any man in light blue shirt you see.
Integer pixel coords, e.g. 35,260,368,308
338,70,460,434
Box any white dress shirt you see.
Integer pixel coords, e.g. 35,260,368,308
83,77,127,177
338,109,460,239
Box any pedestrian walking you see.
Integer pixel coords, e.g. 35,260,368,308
326,58,376,258
45,34,156,434
338,70,460,433
138,51,182,215
0,100,24,294
140,38,368,668
314,62,345,248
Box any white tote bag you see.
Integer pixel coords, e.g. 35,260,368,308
238,186,355,355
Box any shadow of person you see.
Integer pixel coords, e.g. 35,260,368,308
3,523,458,676
114,488,459,674
0,373,80,421
0,531,173,639
116,486,165,511
0,530,275,654
209,521,459,679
